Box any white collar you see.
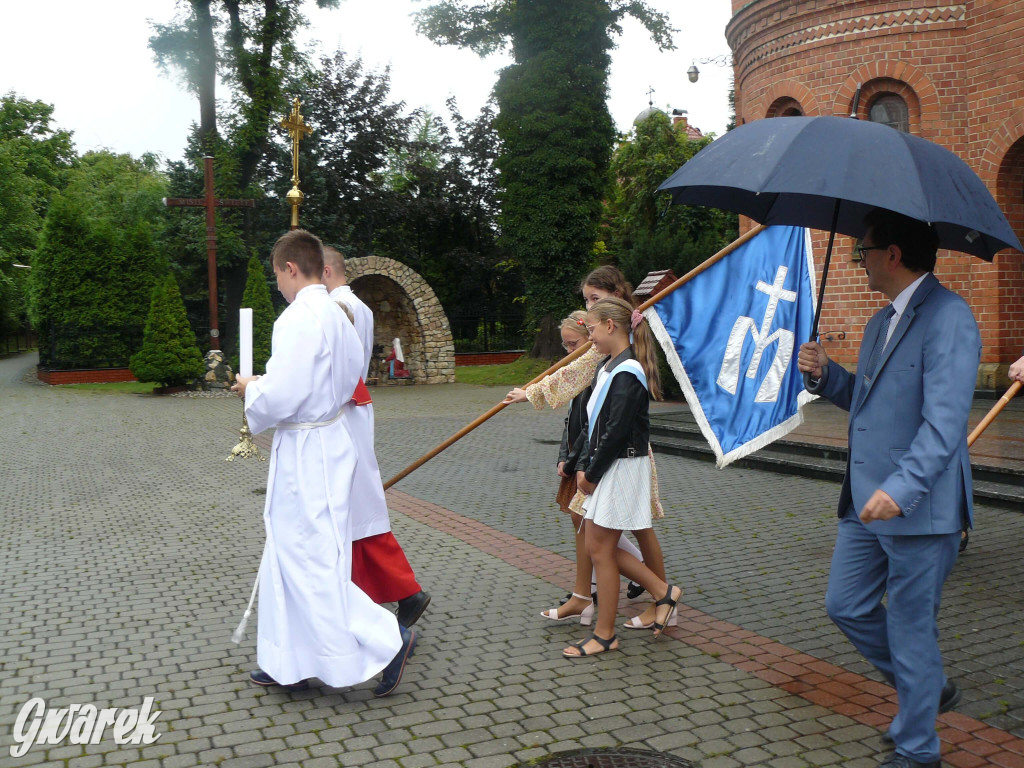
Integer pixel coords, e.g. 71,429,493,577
296,284,327,301
891,272,929,318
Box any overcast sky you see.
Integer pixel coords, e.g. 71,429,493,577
0,1,733,165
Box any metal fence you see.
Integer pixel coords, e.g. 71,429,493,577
449,314,529,353
38,323,144,370
1,329,36,356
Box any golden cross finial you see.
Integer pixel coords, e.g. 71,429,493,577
279,97,313,229
280,97,313,187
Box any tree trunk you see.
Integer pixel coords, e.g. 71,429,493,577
192,0,217,150
528,314,562,359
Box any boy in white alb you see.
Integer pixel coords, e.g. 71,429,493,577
322,246,430,629
232,230,415,697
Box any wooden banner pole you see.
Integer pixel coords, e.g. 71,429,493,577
967,380,1021,448
382,224,767,490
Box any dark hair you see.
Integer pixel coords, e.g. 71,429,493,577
271,229,324,277
581,265,637,307
863,208,939,273
323,245,346,276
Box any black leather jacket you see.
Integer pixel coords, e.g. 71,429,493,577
557,389,587,465
564,348,650,485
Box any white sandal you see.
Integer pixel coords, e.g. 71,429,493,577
622,606,676,630
541,592,594,625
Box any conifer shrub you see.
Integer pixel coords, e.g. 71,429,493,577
239,254,274,374
29,152,167,368
130,274,205,387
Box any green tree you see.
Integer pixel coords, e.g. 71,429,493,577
130,274,206,387
150,0,342,354
297,49,411,252
416,0,674,357
29,152,168,368
0,94,75,333
239,253,274,373
605,111,737,287
0,148,39,335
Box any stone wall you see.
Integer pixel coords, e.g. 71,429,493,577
346,256,455,384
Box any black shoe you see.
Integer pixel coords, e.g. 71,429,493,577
939,680,962,712
959,530,969,553
878,755,939,768
249,669,309,691
559,592,572,606
881,680,961,744
374,626,416,697
626,581,645,600
396,590,430,628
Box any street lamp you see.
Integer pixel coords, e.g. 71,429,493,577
687,55,732,83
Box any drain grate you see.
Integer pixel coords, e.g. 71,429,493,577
524,748,695,767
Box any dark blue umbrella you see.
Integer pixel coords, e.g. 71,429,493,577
658,116,1022,261
658,115,1022,386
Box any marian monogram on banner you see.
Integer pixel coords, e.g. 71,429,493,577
717,266,798,403
644,225,816,467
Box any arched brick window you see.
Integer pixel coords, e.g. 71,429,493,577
869,93,910,133
836,67,933,134
766,96,804,118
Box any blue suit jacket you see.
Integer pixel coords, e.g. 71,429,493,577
809,273,980,535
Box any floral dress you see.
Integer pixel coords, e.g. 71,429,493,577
526,346,664,519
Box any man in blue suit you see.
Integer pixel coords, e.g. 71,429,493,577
798,208,980,768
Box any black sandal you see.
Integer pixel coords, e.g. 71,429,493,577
563,633,618,658
652,585,680,635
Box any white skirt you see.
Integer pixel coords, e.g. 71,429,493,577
582,455,653,531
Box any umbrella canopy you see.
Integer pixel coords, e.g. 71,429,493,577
658,116,1022,261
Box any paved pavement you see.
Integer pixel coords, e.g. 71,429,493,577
1,351,1023,768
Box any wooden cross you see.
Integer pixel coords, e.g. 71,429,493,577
280,97,313,230
163,156,256,351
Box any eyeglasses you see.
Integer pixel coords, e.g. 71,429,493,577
561,340,581,352
583,323,600,334
854,244,888,259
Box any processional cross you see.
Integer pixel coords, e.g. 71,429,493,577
163,157,255,350
279,97,313,230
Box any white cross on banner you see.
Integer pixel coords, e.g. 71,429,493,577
644,225,818,467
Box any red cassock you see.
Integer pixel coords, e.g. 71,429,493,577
351,532,421,603
348,379,422,603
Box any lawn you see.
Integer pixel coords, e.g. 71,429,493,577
57,381,159,394
454,356,555,387
54,358,558,392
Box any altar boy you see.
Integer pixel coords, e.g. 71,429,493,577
232,229,416,696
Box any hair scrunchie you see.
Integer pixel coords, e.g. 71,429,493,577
630,309,644,330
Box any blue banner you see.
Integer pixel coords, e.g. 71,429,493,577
645,226,817,467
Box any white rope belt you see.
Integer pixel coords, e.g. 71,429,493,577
277,409,344,430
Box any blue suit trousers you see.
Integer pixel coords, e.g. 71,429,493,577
826,508,959,762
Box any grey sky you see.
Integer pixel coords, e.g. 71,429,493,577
1,0,733,164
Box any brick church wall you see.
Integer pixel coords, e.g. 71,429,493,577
726,1,1024,382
